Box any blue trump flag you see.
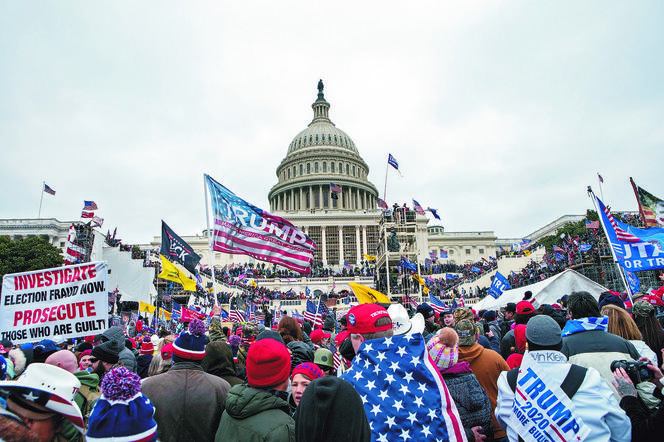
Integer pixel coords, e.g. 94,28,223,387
625,271,640,296
596,195,664,271
488,272,511,299
341,333,467,441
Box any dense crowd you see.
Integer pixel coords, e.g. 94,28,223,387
4,280,664,441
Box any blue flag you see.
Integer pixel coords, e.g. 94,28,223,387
596,195,664,271
388,153,399,171
341,334,466,441
625,271,640,296
400,257,417,272
555,252,566,261
471,266,481,273
579,244,592,252
488,272,511,299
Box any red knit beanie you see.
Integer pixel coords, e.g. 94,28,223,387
246,339,291,388
290,362,324,382
139,336,154,355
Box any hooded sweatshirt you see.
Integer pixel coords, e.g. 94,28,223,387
202,341,244,387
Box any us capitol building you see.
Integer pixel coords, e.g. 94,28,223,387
3,81,567,271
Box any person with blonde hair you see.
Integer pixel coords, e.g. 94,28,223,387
601,304,657,363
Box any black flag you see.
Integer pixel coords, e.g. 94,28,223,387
161,221,201,274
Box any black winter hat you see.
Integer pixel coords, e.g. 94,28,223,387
91,340,122,364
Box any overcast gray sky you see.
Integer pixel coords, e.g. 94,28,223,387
1,1,662,244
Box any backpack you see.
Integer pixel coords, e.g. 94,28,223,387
76,383,102,425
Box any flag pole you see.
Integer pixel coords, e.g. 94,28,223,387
38,181,45,219
203,174,218,307
588,187,632,302
383,157,389,202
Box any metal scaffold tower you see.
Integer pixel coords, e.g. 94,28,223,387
374,207,426,301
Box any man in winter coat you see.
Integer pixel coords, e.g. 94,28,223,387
143,319,231,442
215,338,295,441
497,315,631,442
560,291,641,400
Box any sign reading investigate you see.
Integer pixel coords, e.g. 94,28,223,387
1,262,108,345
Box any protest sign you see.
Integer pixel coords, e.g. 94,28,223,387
507,352,590,442
1,262,108,345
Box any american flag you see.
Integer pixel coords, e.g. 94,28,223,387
333,351,343,372
598,173,604,183
412,199,426,216
81,211,94,219
83,200,98,210
429,294,447,314
330,182,342,193
340,334,467,441
585,220,600,229
229,309,246,323
44,183,56,195
206,174,316,274
303,299,328,327
377,198,389,210
596,195,641,243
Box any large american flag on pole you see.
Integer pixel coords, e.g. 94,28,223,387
341,333,467,441
205,174,316,274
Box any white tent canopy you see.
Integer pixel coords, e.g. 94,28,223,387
91,238,157,304
474,269,610,311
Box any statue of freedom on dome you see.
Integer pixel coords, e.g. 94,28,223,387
317,79,324,93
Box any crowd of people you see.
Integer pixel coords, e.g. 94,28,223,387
3,278,664,441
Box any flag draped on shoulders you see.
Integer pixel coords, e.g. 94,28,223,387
205,174,316,274
341,333,467,442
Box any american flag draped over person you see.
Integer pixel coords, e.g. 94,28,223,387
341,333,467,441
205,174,316,274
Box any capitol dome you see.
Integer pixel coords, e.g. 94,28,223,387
269,80,379,213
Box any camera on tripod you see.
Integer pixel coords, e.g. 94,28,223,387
610,360,653,384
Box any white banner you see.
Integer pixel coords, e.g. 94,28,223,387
507,352,591,442
1,262,109,345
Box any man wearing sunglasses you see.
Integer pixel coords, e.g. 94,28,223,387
90,340,123,380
